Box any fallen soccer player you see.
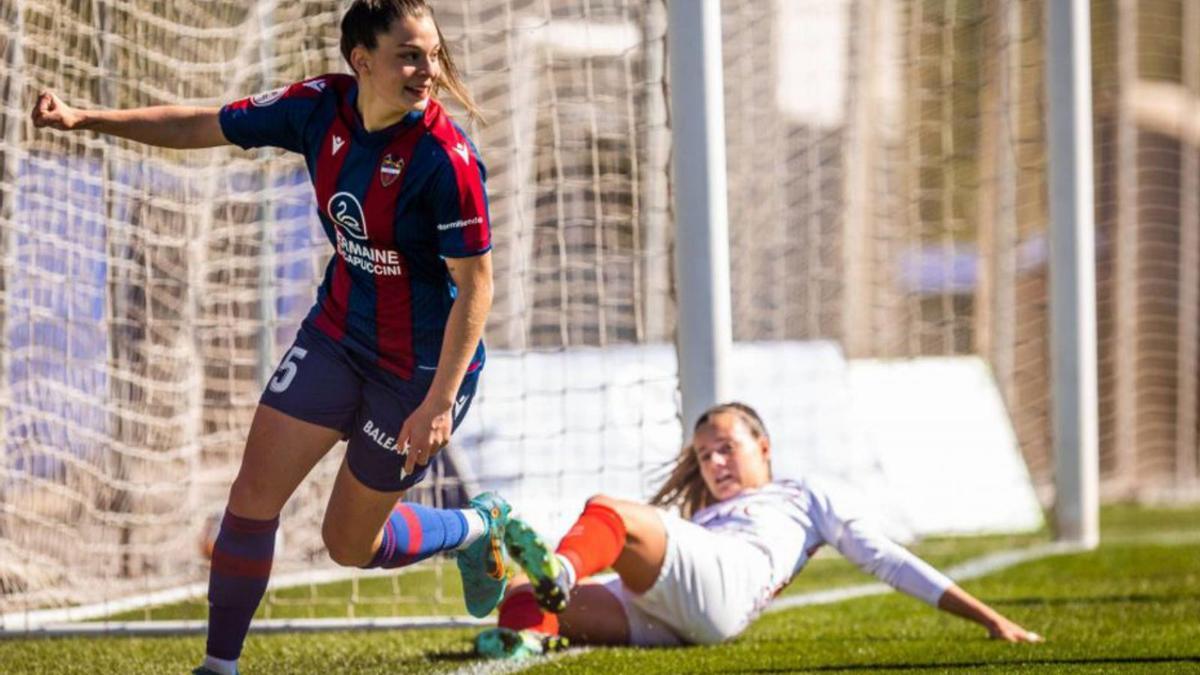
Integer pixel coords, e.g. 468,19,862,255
476,402,1042,659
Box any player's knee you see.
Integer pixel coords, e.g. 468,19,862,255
327,548,371,567
587,494,650,550
585,493,636,518
585,493,616,509
227,473,283,518
590,494,656,539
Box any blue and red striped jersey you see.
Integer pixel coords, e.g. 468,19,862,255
220,74,489,379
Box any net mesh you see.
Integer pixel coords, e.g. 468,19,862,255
1,0,1197,623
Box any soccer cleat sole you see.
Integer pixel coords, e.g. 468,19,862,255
475,627,569,660
530,573,568,614
505,519,569,614
541,633,570,653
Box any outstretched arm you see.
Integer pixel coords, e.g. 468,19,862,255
937,583,1042,642
829,518,1043,643
31,89,227,148
806,481,1043,644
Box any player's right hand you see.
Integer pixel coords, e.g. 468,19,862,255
988,617,1044,643
31,90,84,130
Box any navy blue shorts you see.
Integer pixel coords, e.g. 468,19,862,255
259,322,479,492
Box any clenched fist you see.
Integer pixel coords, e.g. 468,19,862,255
31,90,85,130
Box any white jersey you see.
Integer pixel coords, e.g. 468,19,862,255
690,479,953,608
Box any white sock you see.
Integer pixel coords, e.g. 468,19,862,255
555,553,577,588
455,508,487,550
201,655,238,675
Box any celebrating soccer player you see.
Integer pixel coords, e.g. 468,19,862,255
32,2,507,674
478,402,1043,659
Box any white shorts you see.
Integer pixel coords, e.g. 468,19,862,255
599,510,773,646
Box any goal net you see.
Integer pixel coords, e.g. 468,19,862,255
1,0,1197,632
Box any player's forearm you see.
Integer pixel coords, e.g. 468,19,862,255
77,105,226,148
936,584,1004,631
425,270,493,407
938,584,1043,642
834,520,952,606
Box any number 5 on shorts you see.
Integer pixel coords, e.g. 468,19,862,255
269,346,308,393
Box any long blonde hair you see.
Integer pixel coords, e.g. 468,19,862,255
649,402,770,519
339,0,484,122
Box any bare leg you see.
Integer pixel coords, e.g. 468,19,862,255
496,494,667,647
557,497,665,643
226,404,343,519
558,581,632,644
503,578,631,645
321,459,405,566
587,495,668,594
204,404,342,665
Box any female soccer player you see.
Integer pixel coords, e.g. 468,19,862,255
478,402,1043,659
32,2,506,674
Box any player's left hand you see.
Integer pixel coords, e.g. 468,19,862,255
398,399,453,476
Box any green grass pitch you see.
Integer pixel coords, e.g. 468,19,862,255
1,504,1197,673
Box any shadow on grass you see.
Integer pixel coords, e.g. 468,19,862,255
425,649,480,664
990,593,1199,607
739,656,1200,672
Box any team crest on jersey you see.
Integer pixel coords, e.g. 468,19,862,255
380,154,405,187
250,86,288,107
328,192,368,240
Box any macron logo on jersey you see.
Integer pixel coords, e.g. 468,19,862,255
331,135,345,156
303,78,327,93
453,393,470,422
452,142,470,163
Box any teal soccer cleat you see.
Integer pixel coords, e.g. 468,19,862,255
475,626,569,660
457,492,511,618
503,517,571,613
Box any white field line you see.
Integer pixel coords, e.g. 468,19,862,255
768,540,1084,612
450,647,594,675
767,528,1200,614
4,530,1197,641
3,615,490,638
0,565,410,633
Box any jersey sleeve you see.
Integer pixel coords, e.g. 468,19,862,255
219,78,326,154
808,482,953,607
427,143,492,258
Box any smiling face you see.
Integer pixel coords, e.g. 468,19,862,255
350,13,441,119
693,411,772,502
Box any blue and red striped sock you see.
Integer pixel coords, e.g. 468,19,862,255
364,503,469,569
205,511,278,661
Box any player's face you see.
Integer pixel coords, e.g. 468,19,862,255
692,412,771,502
359,14,442,112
